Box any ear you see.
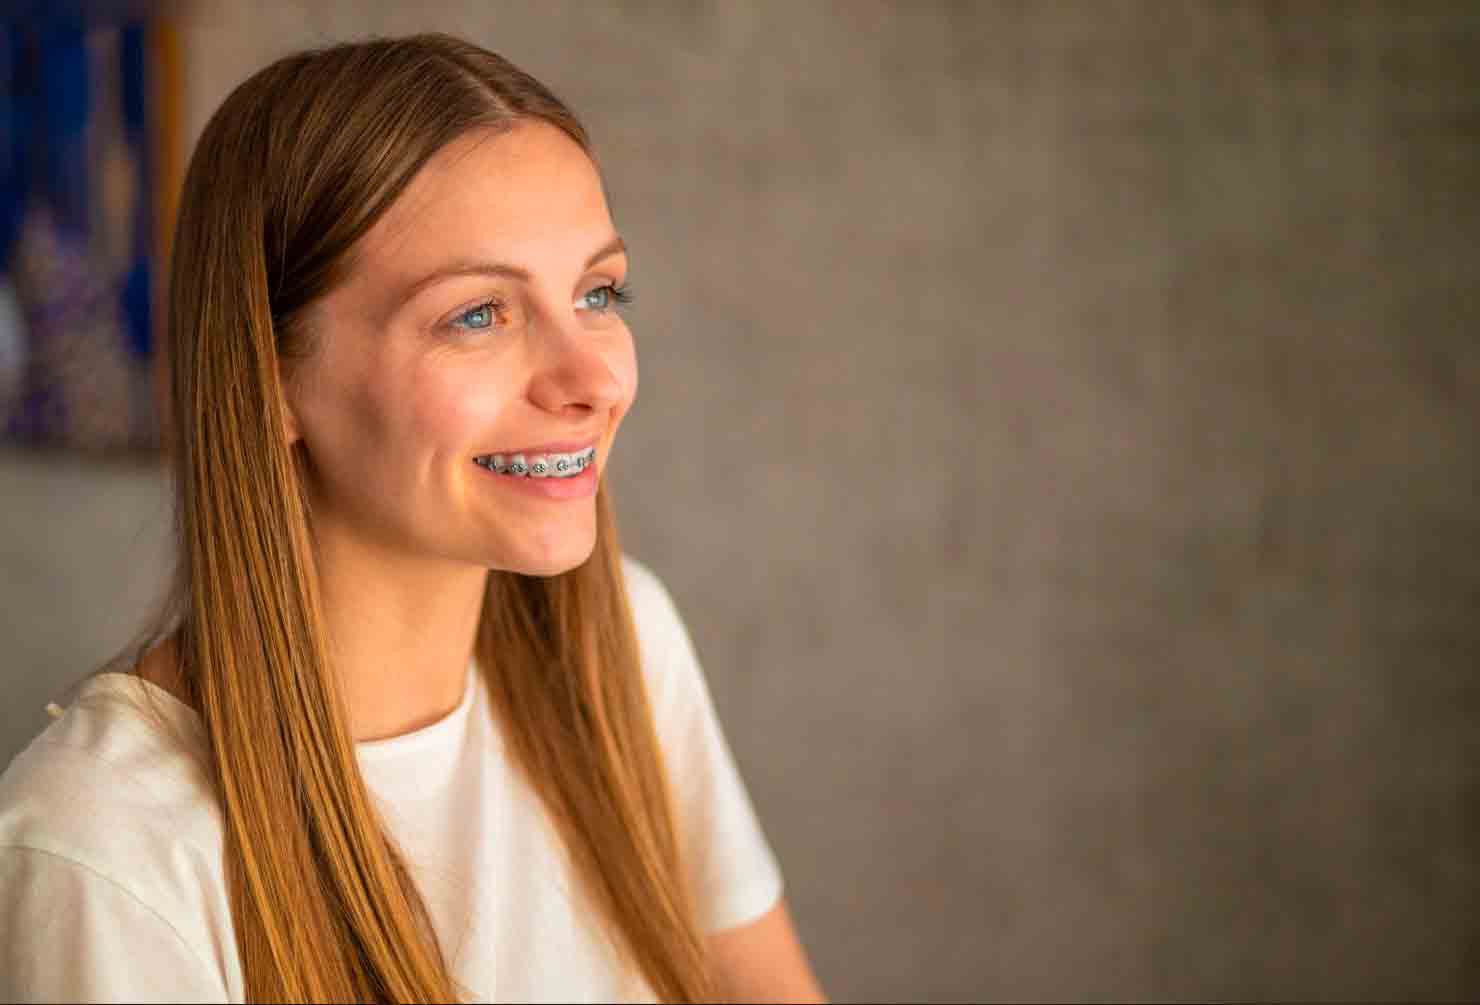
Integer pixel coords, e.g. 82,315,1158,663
278,371,303,446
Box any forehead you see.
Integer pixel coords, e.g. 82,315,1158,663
351,120,612,290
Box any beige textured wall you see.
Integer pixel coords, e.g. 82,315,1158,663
2,3,1477,1001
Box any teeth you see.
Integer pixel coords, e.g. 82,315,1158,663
478,446,594,479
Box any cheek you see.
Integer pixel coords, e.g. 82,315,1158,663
290,356,385,464
399,360,512,453
611,331,639,420
294,350,479,476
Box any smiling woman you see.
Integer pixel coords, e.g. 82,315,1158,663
283,120,637,588
0,33,824,1004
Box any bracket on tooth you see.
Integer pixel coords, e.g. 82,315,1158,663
481,449,591,476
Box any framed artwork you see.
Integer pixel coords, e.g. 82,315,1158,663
0,8,180,452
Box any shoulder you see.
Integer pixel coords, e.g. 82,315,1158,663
619,553,731,760
620,555,786,933
0,670,219,844
619,551,675,623
620,553,701,693
0,673,231,960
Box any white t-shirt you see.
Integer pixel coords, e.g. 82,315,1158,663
0,555,783,1003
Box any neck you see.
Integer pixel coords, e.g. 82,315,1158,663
311,520,488,743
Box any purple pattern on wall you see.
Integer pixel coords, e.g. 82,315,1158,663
0,18,159,451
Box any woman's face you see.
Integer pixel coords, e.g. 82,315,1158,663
283,120,636,578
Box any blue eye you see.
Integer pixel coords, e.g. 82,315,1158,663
452,301,501,331
578,283,633,312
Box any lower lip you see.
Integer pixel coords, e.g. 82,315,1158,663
475,457,599,499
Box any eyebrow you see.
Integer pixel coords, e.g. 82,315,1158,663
394,235,628,309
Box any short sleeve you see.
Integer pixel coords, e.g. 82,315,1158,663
0,845,229,1004
623,556,785,933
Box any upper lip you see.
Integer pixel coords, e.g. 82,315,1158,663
476,437,599,457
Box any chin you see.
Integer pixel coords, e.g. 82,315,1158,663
493,535,598,579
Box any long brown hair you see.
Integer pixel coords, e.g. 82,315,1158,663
151,33,712,1002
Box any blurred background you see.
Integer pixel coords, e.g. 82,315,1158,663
2,2,1478,1001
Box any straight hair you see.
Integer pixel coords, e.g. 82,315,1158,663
145,32,713,1002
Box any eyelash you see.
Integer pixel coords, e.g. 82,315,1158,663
448,283,633,332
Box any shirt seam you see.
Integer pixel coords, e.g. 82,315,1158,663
12,736,220,864
0,842,224,992
25,729,191,799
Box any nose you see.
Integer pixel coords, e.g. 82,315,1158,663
525,307,629,417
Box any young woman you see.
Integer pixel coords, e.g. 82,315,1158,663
0,33,825,1003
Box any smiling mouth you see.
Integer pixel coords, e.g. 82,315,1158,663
474,445,596,478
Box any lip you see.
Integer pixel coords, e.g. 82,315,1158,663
477,438,599,458
474,450,599,499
